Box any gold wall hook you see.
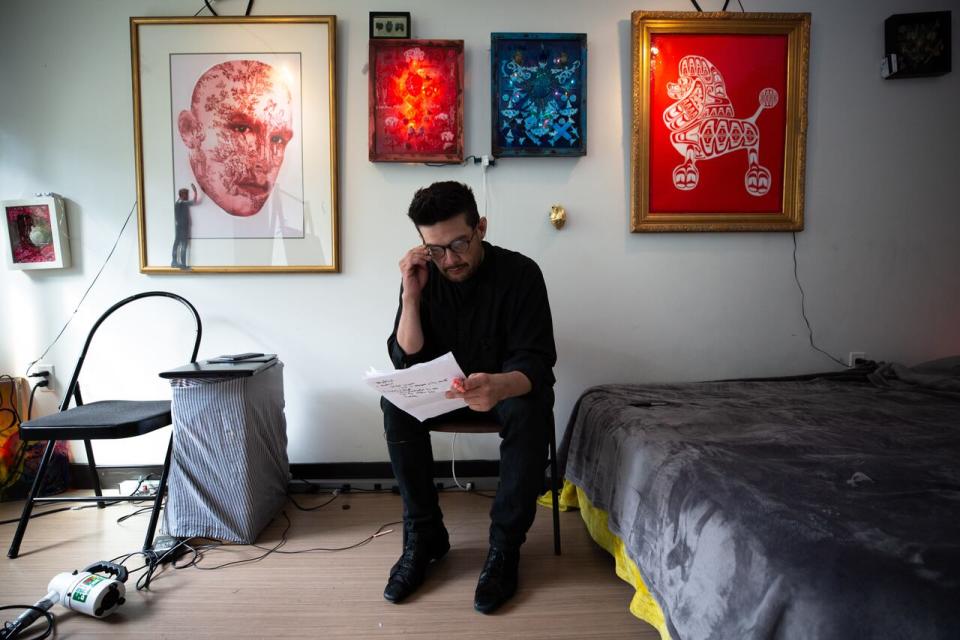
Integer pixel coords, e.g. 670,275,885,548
549,204,566,230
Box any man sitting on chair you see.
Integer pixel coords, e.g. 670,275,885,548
382,181,557,613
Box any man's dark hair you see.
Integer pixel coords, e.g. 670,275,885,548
407,181,479,227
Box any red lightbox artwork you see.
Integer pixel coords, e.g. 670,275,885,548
369,39,464,163
631,12,810,232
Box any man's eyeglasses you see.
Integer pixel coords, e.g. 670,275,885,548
424,229,477,260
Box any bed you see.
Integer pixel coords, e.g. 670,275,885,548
559,359,960,639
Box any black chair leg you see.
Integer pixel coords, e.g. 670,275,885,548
549,429,561,556
84,439,106,508
8,440,56,559
142,434,173,553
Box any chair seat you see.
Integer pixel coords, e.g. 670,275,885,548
20,400,172,441
429,420,501,434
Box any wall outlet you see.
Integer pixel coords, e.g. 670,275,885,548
848,352,868,367
34,363,55,392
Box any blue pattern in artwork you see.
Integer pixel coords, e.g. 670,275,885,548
492,34,587,156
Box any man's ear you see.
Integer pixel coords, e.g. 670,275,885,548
478,217,487,240
178,110,200,148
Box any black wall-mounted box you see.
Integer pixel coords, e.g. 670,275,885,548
883,11,952,79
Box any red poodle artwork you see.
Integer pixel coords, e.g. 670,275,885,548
631,12,810,232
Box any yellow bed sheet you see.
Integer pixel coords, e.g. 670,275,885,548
540,481,670,640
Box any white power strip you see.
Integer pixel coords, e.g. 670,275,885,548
119,479,159,496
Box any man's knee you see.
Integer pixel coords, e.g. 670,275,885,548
495,393,553,441
496,393,553,425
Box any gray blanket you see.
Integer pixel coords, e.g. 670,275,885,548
561,362,960,640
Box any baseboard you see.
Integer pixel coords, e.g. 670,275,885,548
70,460,501,490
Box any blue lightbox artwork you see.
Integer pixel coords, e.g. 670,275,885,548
491,33,587,157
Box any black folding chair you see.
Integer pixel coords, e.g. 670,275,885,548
7,291,201,559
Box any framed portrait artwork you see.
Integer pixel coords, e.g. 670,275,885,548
368,39,464,163
130,16,339,273
2,195,71,270
631,12,811,232
491,33,587,158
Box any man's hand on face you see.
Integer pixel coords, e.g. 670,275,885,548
445,372,503,412
399,246,431,300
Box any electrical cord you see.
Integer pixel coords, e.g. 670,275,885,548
0,376,23,437
108,533,202,591
193,512,294,571
286,491,340,511
109,502,398,589
116,506,156,524
184,514,398,569
0,605,55,640
450,432,468,491
24,200,136,379
792,233,848,368
25,384,41,423
247,519,399,555
0,473,158,526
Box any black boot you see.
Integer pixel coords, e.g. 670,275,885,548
383,529,450,603
474,546,519,614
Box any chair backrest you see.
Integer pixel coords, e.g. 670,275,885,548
60,291,202,411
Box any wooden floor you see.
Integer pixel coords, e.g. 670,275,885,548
1,491,659,639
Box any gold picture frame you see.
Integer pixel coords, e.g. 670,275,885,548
130,16,339,273
631,11,810,232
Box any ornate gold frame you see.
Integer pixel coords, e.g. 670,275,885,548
130,16,340,272
631,11,810,232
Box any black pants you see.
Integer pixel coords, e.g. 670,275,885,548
382,389,553,550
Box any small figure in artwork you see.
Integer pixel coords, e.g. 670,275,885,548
172,184,200,269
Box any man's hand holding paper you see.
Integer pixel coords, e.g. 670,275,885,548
364,352,468,421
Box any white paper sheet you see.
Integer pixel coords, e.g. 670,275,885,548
364,352,467,422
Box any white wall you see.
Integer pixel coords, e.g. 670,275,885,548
1,0,958,466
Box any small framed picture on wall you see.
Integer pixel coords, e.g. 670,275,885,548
2,195,71,270
370,12,411,39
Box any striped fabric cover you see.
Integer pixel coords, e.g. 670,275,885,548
163,361,290,543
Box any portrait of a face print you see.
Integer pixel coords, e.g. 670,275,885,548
170,53,305,239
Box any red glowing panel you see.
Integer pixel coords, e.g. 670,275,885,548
648,33,788,215
369,39,464,163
